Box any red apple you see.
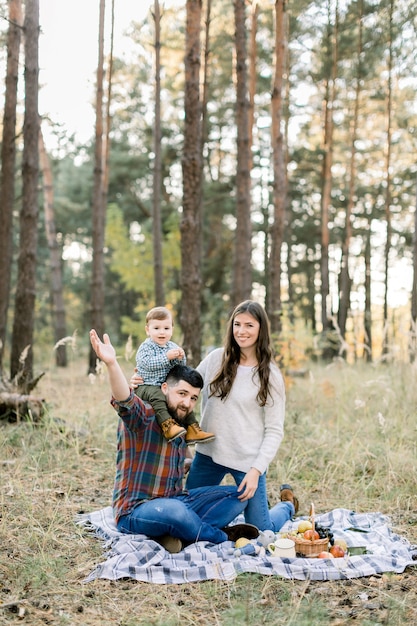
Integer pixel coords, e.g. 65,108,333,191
317,551,334,559
303,529,320,541
330,545,346,558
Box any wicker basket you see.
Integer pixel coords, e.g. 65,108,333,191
294,503,329,558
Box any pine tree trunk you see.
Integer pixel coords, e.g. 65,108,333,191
320,0,338,337
338,0,363,343
39,128,68,367
232,0,252,305
152,0,165,305
88,0,106,374
0,0,23,375
382,0,394,356
248,0,258,174
200,0,211,317
101,0,114,231
364,210,372,362
10,0,40,385
201,0,211,150
269,0,287,334
180,0,203,366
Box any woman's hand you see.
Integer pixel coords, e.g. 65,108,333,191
237,467,261,502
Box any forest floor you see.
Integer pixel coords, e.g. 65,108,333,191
1,354,416,625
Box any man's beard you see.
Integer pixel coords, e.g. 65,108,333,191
166,401,189,424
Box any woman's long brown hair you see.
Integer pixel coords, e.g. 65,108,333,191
209,300,274,406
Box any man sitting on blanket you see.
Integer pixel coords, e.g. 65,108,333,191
90,329,260,553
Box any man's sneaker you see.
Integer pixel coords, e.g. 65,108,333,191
160,418,187,442
222,523,260,542
280,483,299,515
155,534,183,553
185,423,215,444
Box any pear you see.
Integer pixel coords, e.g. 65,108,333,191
297,520,313,533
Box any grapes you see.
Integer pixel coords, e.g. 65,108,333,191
314,525,334,545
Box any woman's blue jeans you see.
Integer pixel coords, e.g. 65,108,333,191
116,485,247,544
186,451,294,532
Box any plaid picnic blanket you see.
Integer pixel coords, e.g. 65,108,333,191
76,506,417,585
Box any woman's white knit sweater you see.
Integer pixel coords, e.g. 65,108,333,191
196,348,285,475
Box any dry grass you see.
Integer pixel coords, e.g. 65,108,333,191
1,352,417,625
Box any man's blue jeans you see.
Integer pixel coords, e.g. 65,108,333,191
116,485,247,544
186,451,294,532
